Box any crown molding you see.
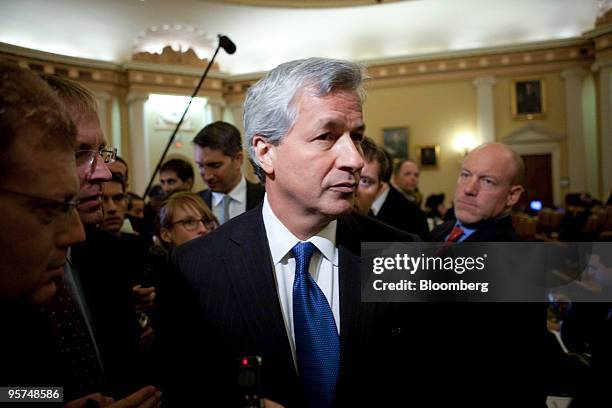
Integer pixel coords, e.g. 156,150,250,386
0,42,119,70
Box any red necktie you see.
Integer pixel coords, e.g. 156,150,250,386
41,278,104,395
446,225,465,243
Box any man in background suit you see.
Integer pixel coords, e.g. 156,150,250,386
428,142,524,242
43,74,161,406
355,137,429,238
193,121,264,224
163,58,416,407
393,159,423,207
425,142,547,405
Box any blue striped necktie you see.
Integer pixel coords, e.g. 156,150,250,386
292,242,340,408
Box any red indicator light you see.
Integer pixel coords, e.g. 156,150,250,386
242,358,248,366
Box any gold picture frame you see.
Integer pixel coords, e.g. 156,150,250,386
416,145,440,168
383,127,409,160
511,78,546,120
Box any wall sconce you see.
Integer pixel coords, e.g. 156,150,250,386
452,132,477,157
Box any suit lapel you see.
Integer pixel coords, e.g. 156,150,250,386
201,190,212,209
336,217,368,369
222,208,296,375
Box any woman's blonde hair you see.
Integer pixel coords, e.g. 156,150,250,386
157,191,218,237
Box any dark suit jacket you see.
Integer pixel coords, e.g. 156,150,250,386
0,228,145,402
427,215,519,242
422,215,547,406
376,185,429,239
196,179,265,213
159,206,417,407
71,226,146,397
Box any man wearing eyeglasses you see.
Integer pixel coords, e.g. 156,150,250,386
0,62,85,305
43,75,161,405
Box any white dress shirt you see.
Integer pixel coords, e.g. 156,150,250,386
211,176,247,222
371,184,390,216
262,195,340,367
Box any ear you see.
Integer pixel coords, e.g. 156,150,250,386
160,228,172,245
234,151,244,167
506,185,524,208
185,178,194,191
252,135,275,177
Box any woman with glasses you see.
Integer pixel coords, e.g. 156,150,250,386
157,192,218,248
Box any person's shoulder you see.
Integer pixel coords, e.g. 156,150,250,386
174,205,262,261
469,216,520,242
427,220,454,242
340,212,421,243
195,189,210,201
389,186,424,212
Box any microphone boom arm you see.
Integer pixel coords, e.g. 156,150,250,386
143,42,223,198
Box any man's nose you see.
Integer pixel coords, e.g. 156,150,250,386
90,156,112,182
463,178,479,196
336,133,364,174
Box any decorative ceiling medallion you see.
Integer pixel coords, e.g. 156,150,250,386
133,24,218,68
204,0,408,8
597,0,612,26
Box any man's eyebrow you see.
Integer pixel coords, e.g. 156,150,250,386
314,118,366,132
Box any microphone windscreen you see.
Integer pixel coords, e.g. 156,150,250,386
218,35,236,55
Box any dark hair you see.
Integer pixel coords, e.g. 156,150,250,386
113,155,129,180
360,136,389,182
0,61,76,174
160,158,194,182
108,171,126,192
381,149,394,183
126,192,144,211
193,121,242,157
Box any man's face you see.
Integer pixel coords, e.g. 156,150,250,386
355,159,382,216
194,146,243,194
256,89,365,225
160,170,192,194
74,113,112,226
0,128,85,304
128,198,145,218
453,144,523,225
100,180,126,236
395,161,420,194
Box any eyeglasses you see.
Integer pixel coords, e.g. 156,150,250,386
76,147,117,172
172,217,218,231
0,187,80,224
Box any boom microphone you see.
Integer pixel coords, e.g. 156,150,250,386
143,32,237,197
218,34,236,55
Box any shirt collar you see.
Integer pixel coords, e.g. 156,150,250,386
211,176,246,206
262,194,338,266
371,183,390,216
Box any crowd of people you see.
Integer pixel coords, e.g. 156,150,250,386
1,56,610,407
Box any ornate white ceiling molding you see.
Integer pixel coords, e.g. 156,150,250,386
204,0,407,8
133,24,215,61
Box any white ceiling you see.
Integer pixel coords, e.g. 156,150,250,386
0,0,601,75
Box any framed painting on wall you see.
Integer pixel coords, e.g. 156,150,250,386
511,78,546,120
383,127,409,161
416,145,440,168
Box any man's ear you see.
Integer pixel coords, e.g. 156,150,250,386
185,178,194,191
507,185,524,208
160,228,172,245
252,135,275,177
234,151,244,167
